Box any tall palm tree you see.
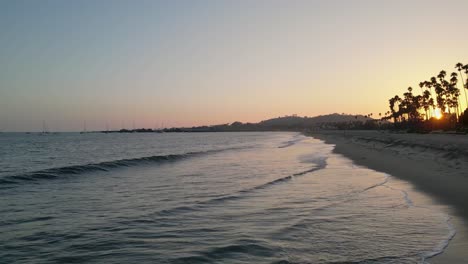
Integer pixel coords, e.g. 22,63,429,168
434,81,446,113
422,90,432,120
429,77,444,115
401,87,421,122
389,95,401,124
448,73,461,118
426,78,438,115
409,87,423,121
419,81,425,94
438,70,447,82
436,71,454,114
463,64,468,93
455,63,468,108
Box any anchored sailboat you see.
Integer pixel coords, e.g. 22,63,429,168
41,120,50,135
80,121,87,134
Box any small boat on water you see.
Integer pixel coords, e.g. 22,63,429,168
80,121,87,134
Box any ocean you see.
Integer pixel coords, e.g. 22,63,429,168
0,132,455,263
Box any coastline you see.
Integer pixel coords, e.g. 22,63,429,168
307,130,468,263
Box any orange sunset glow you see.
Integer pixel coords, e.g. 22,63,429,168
1,1,467,132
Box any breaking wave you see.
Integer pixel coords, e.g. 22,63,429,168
0,147,249,186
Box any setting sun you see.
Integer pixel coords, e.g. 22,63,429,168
434,108,443,119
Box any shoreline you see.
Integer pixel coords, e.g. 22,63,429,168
307,130,468,263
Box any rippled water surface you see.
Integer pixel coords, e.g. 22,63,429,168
0,132,454,263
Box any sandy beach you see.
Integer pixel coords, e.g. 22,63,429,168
308,130,468,263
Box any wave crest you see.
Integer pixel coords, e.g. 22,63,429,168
0,147,248,186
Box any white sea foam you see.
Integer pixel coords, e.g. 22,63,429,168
381,174,456,264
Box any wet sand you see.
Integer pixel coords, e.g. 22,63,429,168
307,130,468,263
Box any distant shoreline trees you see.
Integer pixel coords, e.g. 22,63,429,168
385,62,468,131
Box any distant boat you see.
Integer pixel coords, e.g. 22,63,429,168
40,121,50,135
80,121,87,134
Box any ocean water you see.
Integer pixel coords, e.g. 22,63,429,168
0,132,455,263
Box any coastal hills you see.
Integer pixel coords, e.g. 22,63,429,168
106,114,378,133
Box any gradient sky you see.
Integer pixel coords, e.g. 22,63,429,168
1,0,467,131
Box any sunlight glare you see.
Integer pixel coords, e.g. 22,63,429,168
434,108,442,119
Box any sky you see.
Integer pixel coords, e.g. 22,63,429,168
1,0,467,131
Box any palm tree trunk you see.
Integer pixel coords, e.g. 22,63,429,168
459,71,468,109
419,87,428,120
457,98,462,118
429,87,435,118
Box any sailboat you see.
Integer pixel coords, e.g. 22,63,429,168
159,121,166,133
40,120,50,135
80,121,87,134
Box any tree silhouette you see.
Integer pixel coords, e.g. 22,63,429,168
388,95,401,124
385,62,465,131
433,76,446,113
423,80,436,116
455,63,468,108
463,64,468,92
448,72,460,117
422,90,432,120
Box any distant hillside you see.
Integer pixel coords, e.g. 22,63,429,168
103,113,381,133
259,113,371,127
158,113,380,133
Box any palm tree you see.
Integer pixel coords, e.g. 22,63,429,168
419,81,425,94
403,87,422,122
428,78,438,102
422,90,432,120
423,80,436,117
389,95,401,124
455,63,468,108
434,80,446,113
438,70,447,82
448,73,461,118
384,63,468,129
464,64,468,93
429,77,441,115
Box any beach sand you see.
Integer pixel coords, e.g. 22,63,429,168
307,130,468,263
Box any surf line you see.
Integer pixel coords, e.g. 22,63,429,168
0,146,254,186
380,176,456,264
143,162,330,220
